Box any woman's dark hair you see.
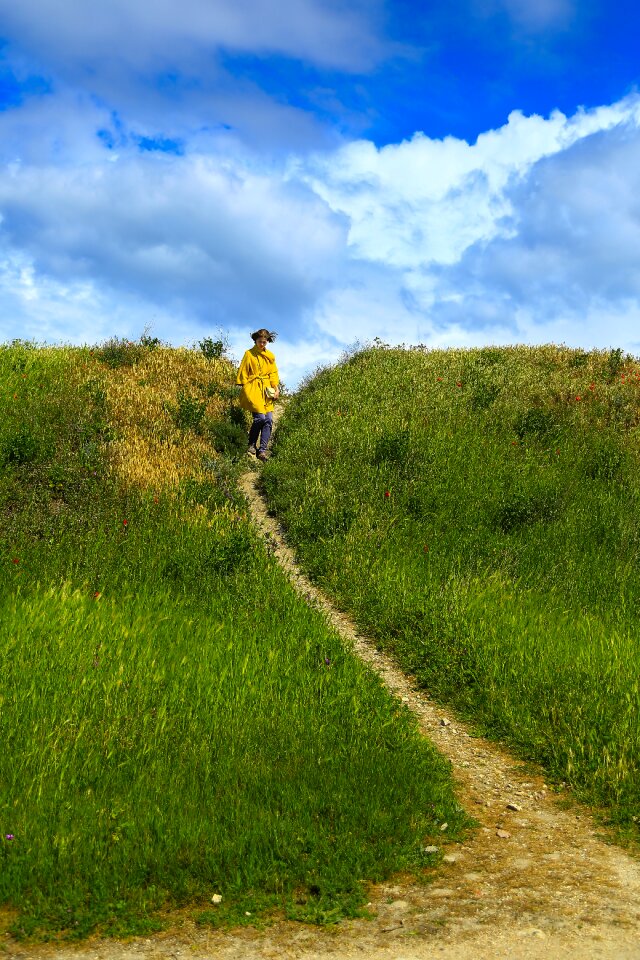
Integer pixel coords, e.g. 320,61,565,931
251,328,277,343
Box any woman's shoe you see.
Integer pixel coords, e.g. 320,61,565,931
256,451,268,462
247,444,257,457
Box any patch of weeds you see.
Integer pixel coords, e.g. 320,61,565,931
297,502,356,539
492,490,558,533
585,436,626,481
477,347,507,366
207,419,247,457
95,337,148,368
405,489,438,521
607,347,625,379
180,476,236,511
206,381,236,400
10,898,166,943
83,377,107,409
299,364,335,396
228,405,248,428
569,350,589,368
607,392,637,429
0,429,42,465
374,429,410,465
162,527,254,585
514,407,555,441
286,888,370,925
406,844,442,868
168,391,208,432
469,380,500,412
195,893,276,930
203,526,255,574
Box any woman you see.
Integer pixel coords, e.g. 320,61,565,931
236,329,280,461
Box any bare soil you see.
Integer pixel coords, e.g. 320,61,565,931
6,404,640,960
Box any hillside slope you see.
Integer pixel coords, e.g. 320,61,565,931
0,339,467,941
264,343,640,836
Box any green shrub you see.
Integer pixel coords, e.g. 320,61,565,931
207,419,247,457
0,429,41,465
585,435,626,481
169,390,208,431
492,489,558,532
199,337,226,360
373,429,410,464
607,346,625,379
469,380,501,411
95,337,147,368
513,407,555,440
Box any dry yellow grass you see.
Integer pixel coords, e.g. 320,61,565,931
98,347,235,493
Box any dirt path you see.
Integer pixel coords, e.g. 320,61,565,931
7,404,640,960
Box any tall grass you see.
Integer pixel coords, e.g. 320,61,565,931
0,341,468,940
264,344,640,833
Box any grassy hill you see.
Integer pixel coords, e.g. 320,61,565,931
264,343,640,838
0,338,468,941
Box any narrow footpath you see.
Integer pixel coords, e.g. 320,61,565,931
10,403,640,960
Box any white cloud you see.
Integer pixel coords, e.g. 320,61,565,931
3,90,640,386
0,148,347,340
283,96,640,362
0,247,179,346
0,0,389,151
0,0,384,74
297,98,640,271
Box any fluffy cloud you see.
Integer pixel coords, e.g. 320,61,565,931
0,0,384,74
0,148,346,341
0,0,389,150
299,99,640,270
3,88,640,385
298,96,640,360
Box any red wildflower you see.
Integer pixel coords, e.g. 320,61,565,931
384,490,390,498
589,383,595,391
93,591,101,600
575,395,582,401
153,496,159,504
11,558,19,564
437,377,443,382
123,519,128,526
511,441,517,446
456,381,462,388
423,544,429,552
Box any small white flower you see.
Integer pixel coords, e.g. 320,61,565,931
211,893,223,904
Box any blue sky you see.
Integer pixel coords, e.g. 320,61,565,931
0,0,639,384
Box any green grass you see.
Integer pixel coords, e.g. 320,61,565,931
0,341,468,941
264,343,640,834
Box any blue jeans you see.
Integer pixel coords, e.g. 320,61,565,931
248,411,273,453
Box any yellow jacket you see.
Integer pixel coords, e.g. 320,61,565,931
236,347,279,414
